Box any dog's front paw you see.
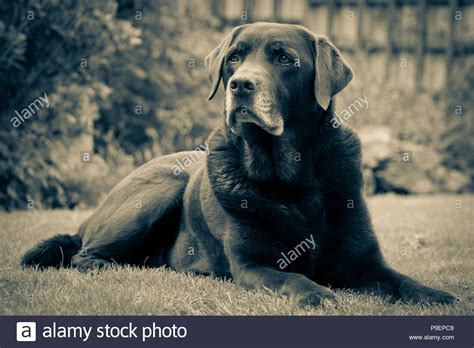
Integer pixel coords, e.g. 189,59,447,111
298,288,336,307
71,254,110,271
399,281,458,304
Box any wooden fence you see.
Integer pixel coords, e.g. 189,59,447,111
210,0,474,92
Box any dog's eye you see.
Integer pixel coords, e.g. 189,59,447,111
277,54,291,65
229,53,240,63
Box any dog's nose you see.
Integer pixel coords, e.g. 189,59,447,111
229,77,256,96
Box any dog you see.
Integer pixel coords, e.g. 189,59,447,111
22,22,456,306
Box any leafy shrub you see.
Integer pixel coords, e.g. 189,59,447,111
442,59,474,189
0,0,223,210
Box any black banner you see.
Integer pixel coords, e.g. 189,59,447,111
2,316,472,347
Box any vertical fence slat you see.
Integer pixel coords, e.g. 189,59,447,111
415,0,427,91
446,0,458,90
327,0,335,37
386,0,396,82
244,0,256,21
357,0,366,50
211,0,472,92
273,0,282,22
212,0,223,19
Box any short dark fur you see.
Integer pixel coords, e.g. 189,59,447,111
22,23,455,306
21,234,81,268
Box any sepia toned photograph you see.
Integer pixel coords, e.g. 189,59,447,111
1,0,473,318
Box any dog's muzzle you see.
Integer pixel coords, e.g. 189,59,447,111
226,75,284,136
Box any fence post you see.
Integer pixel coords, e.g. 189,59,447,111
357,0,365,50
327,0,335,37
386,0,396,82
244,0,256,22
212,0,224,19
273,0,282,22
415,0,427,91
446,0,458,91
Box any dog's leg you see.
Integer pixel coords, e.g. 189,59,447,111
71,253,110,271
327,193,456,304
68,155,190,270
233,265,336,306
224,225,335,306
353,266,457,304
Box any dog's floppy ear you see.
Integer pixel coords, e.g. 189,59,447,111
312,35,353,110
205,25,247,100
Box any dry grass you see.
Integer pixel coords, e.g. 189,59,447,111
0,194,473,315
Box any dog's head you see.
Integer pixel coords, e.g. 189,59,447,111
205,22,353,137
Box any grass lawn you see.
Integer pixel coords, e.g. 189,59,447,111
1,194,473,315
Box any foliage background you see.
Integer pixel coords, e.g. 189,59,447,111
0,0,472,210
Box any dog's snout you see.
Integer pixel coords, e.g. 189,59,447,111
229,76,256,96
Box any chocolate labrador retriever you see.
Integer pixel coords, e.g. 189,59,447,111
22,22,456,306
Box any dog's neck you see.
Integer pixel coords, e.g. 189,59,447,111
236,127,308,183
208,106,331,187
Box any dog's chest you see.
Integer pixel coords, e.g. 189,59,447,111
255,185,328,269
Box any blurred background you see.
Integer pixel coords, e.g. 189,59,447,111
0,0,473,211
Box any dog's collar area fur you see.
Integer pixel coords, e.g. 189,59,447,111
216,104,331,184
206,118,328,223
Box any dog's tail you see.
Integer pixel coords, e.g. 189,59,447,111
21,234,82,269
